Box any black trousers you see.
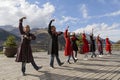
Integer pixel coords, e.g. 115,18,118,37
67,53,76,62
22,60,39,73
74,51,77,58
99,51,103,55
91,52,96,58
50,54,61,67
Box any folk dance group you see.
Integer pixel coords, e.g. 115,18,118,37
15,17,112,76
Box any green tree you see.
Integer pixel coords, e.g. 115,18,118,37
3,35,17,48
76,34,83,46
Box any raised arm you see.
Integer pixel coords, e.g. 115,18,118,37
19,17,26,34
92,28,93,34
48,19,55,35
64,26,69,38
64,29,68,38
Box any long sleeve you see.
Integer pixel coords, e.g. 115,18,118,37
30,34,36,40
64,29,68,38
108,40,111,45
57,31,63,36
48,20,53,35
19,20,24,34
107,40,111,45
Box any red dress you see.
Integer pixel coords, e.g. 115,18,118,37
82,33,89,54
105,38,111,52
64,29,73,56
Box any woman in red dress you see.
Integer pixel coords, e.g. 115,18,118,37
105,37,112,54
64,27,76,64
82,33,89,60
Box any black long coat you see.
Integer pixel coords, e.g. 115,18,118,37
48,20,63,55
16,20,36,63
90,35,96,52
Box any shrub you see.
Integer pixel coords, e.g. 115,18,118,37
76,34,83,46
3,35,17,48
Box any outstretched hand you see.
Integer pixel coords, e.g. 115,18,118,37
22,17,26,19
19,17,26,21
21,17,26,20
51,19,55,22
83,30,85,33
67,26,69,29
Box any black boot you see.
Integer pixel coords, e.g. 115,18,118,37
36,66,42,71
22,72,26,76
59,62,64,66
22,62,26,76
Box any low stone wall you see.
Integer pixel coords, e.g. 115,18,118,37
112,44,120,51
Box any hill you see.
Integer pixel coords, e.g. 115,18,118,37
0,28,20,45
0,25,15,31
31,28,65,51
116,40,120,44
10,28,20,36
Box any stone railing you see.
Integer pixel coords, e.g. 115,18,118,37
31,44,120,52
111,44,120,51
0,44,119,52
31,45,48,52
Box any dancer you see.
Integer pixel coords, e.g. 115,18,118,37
64,27,76,64
71,32,79,60
96,34,103,57
48,19,64,68
16,17,42,76
105,37,112,55
89,29,96,58
82,32,89,60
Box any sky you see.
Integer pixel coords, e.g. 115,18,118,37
0,0,120,42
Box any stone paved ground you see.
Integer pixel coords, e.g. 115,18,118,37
0,51,120,80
